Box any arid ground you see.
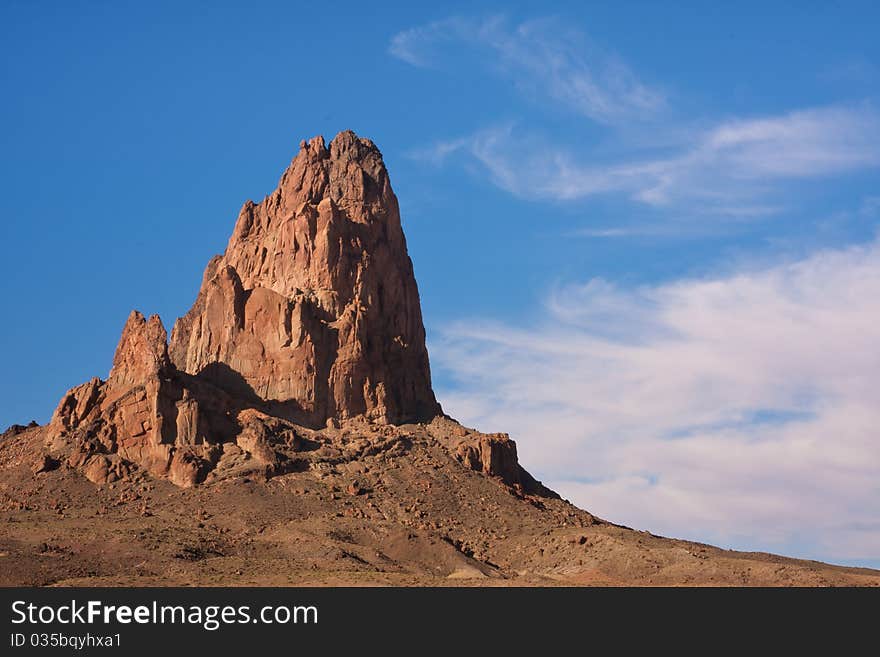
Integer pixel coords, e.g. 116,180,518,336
2,421,877,587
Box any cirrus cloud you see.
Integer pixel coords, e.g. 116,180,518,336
390,15,665,125
415,105,880,212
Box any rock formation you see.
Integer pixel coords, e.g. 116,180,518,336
48,311,232,487
45,130,532,491
169,132,439,425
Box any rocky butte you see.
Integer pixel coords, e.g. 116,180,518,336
45,131,530,491
3,130,878,586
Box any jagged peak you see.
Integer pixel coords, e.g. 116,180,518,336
108,310,170,388
169,130,438,426
297,134,328,159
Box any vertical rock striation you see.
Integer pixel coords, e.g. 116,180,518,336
169,131,439,425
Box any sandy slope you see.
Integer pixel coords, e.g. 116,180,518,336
1,423,877,587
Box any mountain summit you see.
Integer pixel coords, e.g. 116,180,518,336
43,131,526,490
170,131,439,426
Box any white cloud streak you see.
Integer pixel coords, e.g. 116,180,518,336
390,16,665,124
419,105,880,211
433,238,880,565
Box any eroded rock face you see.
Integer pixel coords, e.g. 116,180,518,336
43,130,545,493
48,311,243,486
169,131,439,425
434,419,543,494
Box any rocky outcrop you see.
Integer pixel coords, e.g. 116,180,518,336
169,131,439,426
1,420,39,440
43,130,544,493
428,418,549,495
48,311,217,486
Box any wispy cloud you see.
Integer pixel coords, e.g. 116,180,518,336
390,16,665,124
432,238,880,565
417,105,880,214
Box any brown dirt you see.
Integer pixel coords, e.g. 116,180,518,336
2,423,877,587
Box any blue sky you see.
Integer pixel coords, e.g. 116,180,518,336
2,1,879,567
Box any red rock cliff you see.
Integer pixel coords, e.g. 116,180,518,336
168,131,440,425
